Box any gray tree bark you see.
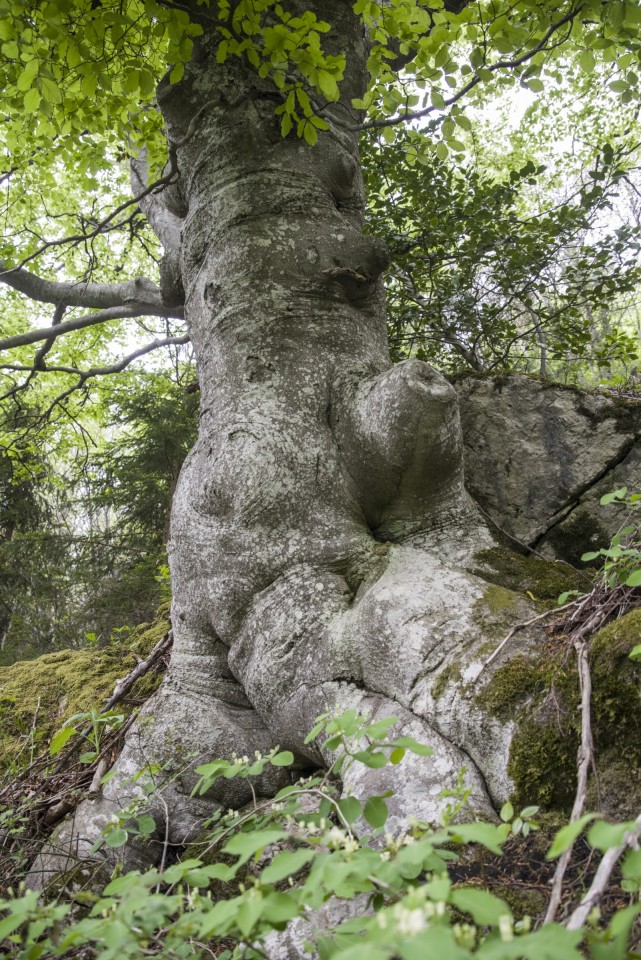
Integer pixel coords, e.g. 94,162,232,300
31,0,543,882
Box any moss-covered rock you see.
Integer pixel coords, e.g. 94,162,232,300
473,546,586,605
475,607,641,816
0,609,170,776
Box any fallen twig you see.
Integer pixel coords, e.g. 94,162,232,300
102,630,173,712
475,602,575,680
544,637,593,923
566,813,641,930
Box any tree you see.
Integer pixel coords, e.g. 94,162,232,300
1,0,641,877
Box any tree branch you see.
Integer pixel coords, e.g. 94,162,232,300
131,151,183,256
0,304,183,353
351,4,582,132
0,334,190,379
0,263,171,313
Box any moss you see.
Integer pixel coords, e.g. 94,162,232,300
508,716,578,810
0,613,170,775
473,546,586,603
476,607,641,815
587,610,641,816
432,661,462,700
476,656,546,721
483,585,520,615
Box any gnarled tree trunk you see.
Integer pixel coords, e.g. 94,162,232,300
32,1,544,881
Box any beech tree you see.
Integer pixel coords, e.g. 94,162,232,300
1,0,641,874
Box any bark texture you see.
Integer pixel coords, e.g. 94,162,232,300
31,2,546,884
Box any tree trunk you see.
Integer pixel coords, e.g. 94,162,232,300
31,1,544,881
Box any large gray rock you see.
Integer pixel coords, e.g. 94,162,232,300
455,375,641,563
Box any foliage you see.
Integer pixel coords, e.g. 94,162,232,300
0,711,640,959
49,708,125,765
581,487,641,588
364,127,641,375
0,369,196,661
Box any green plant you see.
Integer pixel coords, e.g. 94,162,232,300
0,709,638,959
582,487,641,589
49,709,125,764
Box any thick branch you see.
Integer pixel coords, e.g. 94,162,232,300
131,151,183,255
0,263,167,312
0,305,183,352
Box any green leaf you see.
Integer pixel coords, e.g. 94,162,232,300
23,87,41,113
579,49,595,73
449,822,505,854
337,796,362,823
262,890,300,924
39,75,62,104
629,644,641,662
271,750,294,767
435,141,449,161
352,749,387,768
235,895,264,937
390,747,406,765
363,796,388,828
183,863,238,887
392,736,432,757
303,122,318,146
136,814,156,835
0,913,31,941
622,847,641,879
261,848,316,884
625,569,641,587
588,819,637,851
50,726,77,756
105,827,128,848
547,813,597,859
499,801,514,823
16,59,39,91
318,72,339,101
451,887,512,925
281,112,293,136
364,716,398,739
601,487,627,505
223,828,287,865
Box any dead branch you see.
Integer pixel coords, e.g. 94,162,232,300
0,264,167,312
544,638,594,923
566,813,641,930
102,630,173,712
475,601,575,680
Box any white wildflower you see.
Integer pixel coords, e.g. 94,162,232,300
342,836,359,853
327,827,346,848
395,907,427,936
499,915,513,942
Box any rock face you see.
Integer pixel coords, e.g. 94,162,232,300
455,375,641,564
